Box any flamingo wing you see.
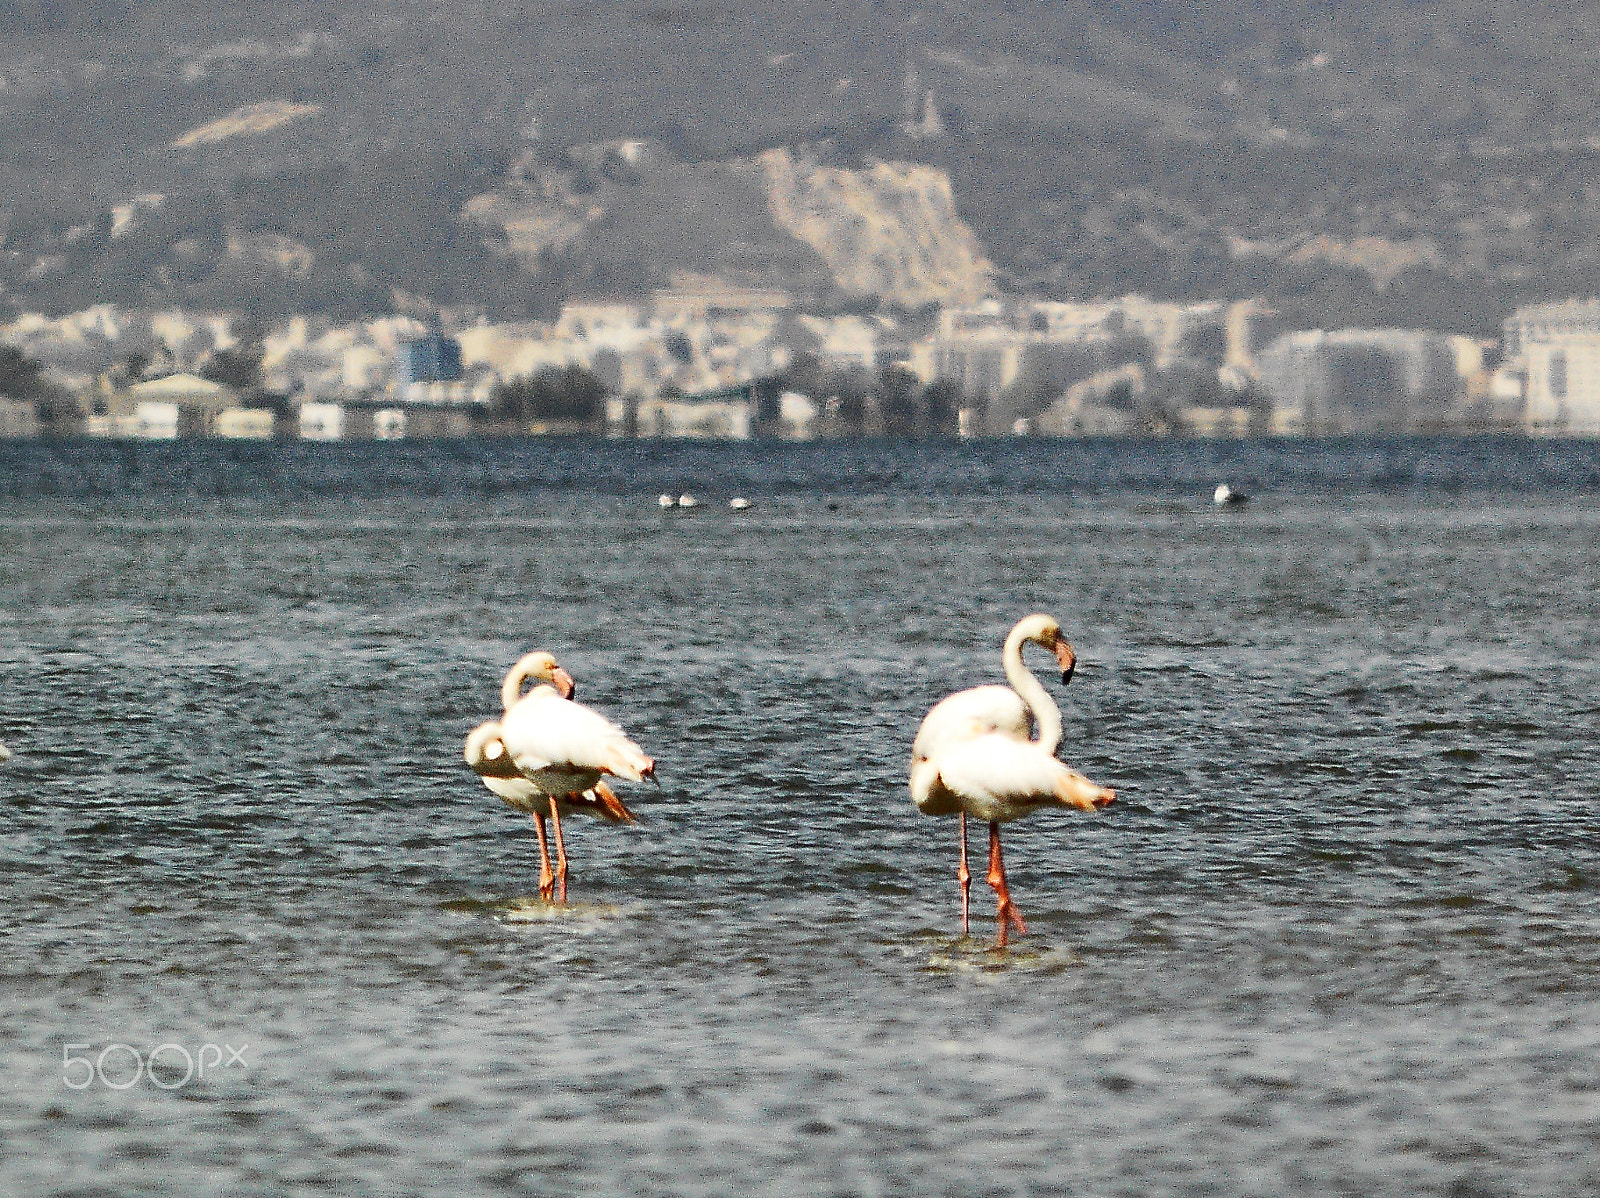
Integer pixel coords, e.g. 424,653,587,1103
929,734,1114,819
501,691,654,782
911,684,1030,762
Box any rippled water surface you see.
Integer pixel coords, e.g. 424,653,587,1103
3,438,1599,1196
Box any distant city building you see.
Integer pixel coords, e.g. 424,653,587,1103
1256,329,1459,434
299,402,344,441
396,334,464,386
1503,299,1600,434
652,280,791,325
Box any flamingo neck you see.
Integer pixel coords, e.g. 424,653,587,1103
501,665,532,711
1002,625,1062,753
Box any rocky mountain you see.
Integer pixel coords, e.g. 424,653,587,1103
6,1,1600,333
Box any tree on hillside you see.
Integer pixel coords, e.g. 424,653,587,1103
0,344,80,430
200,347,263,390
491,364,608,429
0,345,46,399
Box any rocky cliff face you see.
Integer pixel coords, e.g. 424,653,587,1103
758,149,995,308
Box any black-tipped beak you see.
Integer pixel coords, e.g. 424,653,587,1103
552,667,576,701
1054,639,1077,684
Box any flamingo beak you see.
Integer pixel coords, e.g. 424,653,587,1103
1053,639,1077,684
552,667,576,700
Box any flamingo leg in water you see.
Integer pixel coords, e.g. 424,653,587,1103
532,812,554,901
957,812,971,936
548,797,570,903
986,821,1028,946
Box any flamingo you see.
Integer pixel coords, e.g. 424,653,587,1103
910,614,1115,943
489,650,656,901
464,722,636,900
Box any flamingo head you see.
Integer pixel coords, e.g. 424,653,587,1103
501,651,577,708
1017,614,1077,684
1050,634,1076,685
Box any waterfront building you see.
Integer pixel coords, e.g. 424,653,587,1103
635,385,754,439
1256,329,1459,434
1503,300,1600,434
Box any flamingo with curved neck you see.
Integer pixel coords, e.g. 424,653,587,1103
488,650,655,902
465,720,635,901
910,614,1113,943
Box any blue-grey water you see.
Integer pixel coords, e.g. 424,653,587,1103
2,437,1599,1196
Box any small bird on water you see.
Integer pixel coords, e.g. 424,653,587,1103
1213,483,1249,507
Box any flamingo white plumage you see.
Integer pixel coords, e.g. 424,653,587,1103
910,614,1114,943
465,720,636,900
484,650,655,901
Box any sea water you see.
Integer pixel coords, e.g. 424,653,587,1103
2,437,1598,1195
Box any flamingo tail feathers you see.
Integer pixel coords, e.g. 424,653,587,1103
587,780,638,824
600,741,655,783
1050,766,1116,811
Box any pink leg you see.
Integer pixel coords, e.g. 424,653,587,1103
548,797,570,903
958,812,972,936
532,812,554,901
986,821,1028,946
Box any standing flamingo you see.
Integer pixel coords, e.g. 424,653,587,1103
464,721,636,900
486,650,655,902
909,614,1115,943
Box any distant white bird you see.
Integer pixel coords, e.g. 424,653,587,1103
910,614,1114,943
729,497,752,511
658,494,675,508
0,740,10,762
677,494,700,509
492,650,656,901
1213,483,1249,507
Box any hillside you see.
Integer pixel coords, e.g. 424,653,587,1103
5,0,1600,332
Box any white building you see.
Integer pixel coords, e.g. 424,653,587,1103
134,401,180,439
373,408,406,440
214,408,274,439
299,402,344,441
1256,328,1459,434
1504,300,1600,434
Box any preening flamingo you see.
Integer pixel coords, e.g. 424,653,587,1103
910,614,1114,943
465,721,635,900
482,650,656,901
